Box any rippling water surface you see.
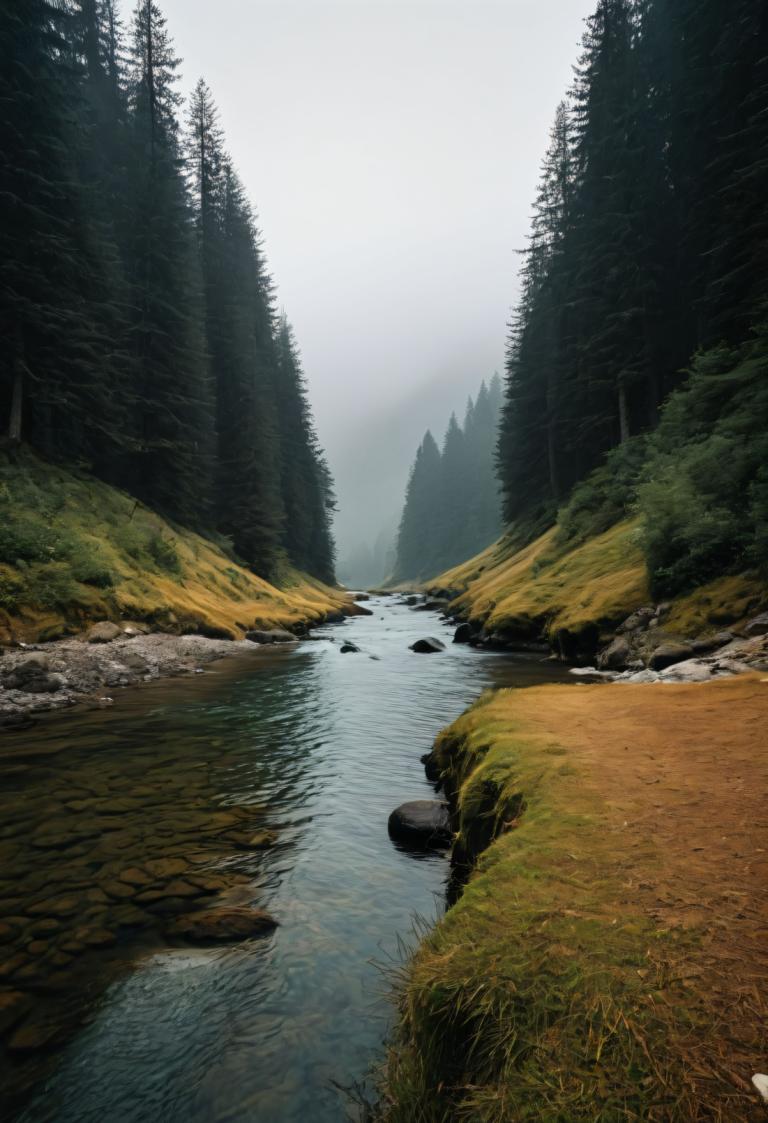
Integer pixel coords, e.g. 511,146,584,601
3,599,572,1122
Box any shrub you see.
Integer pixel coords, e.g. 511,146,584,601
147,533,182,575
556,436,647,547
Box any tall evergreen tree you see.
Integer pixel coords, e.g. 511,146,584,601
124,0,214,526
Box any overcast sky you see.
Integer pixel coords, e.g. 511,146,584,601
151,0,594,554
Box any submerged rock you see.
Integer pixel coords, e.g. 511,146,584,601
388,800,452,848
245,629,297,645
167,906,278,943
410,637,446,654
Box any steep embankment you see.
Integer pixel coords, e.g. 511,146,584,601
430,518,766,661
383,676,768,1121
0,450,347,645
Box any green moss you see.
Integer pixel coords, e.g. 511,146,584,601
381,693,710,1122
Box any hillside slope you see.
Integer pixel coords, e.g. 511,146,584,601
0,451,347,645
430,519,766,658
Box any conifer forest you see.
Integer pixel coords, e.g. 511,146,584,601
1,3,767,1122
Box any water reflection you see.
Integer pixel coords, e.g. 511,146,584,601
2,599,572,1122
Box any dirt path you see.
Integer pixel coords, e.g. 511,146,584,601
513,674,768,1109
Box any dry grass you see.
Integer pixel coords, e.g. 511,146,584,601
381,676,768,1121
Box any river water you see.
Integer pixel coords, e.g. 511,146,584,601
1,598,572,1122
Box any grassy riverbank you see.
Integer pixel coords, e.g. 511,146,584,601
382,675,768,1121
0,450,347,645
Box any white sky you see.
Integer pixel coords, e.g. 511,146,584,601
149,0,594,552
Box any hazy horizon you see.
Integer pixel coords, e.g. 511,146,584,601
155,0,596,560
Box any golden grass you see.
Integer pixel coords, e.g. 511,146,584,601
434,519,649,640
382,676,768,1121
0,451,346,643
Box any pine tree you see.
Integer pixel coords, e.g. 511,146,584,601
394,431,442,581
124,0,214,526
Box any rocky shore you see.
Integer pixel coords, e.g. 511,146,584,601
0,618,339,728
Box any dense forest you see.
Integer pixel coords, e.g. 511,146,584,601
0,0,335,583
395,375,502,581
498,0,767,597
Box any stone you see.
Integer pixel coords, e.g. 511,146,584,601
744,612,768,637
388,800,452,848
648,642,694,671
27,896,79,917
245,629,298,645
597,636,632,671
690,631,735,654
72,927,116,948
410,637,446,654
101,880,137,901
86,621,123,644
618,607,656,634
340,642,360,654
118,867,153,887
453,623,473,644
144,858,188,879
323,611,345,624
0,990,30,1034
167,906,278,942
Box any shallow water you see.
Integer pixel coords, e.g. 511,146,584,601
2,599,572,1122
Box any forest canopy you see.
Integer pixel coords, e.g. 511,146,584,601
0,0,336,584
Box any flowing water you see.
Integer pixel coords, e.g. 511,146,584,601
0,599,573,1122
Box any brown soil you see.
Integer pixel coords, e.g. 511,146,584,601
513,673,768,1110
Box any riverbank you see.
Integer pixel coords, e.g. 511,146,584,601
382,674,768,1121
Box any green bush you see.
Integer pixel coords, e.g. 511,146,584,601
638,330,768,596
0,574,23,612
69,545,116,589
27,563,80,610
0,514,64,566
556,436,647,547
147,533,182,575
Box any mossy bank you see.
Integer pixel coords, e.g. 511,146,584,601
381,676,768,1121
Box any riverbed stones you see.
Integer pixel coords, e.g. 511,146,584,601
388,800,452,848
410,637,446,654
167,906,278,943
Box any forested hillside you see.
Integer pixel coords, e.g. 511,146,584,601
498,0,767,599
394,376,502,582
0,0,335,583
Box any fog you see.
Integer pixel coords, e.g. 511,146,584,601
157,0,595,570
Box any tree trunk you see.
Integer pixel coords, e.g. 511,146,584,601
7,327,24,442
618,382,630,444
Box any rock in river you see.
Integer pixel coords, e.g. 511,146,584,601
245,629,297,645
453,622,473,644
410,637,446,654
167,907,278,943
388,800,452,848
340,642,361,654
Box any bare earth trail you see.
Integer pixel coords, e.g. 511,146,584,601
512,674,768,1106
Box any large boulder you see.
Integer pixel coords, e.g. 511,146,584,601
2,655,63,694
410,637,446,654
648,641,694,671
597,636,632,671
86,621,123,644
453,622,473,644
167,906,278,943
388,800,452,848
744,613,768,637
617,607,656,634
245,629,297,645
690,631,735,654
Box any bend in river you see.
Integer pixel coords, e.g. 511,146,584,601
1,599,574,1122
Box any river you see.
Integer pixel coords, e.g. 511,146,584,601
0,598,572,1122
